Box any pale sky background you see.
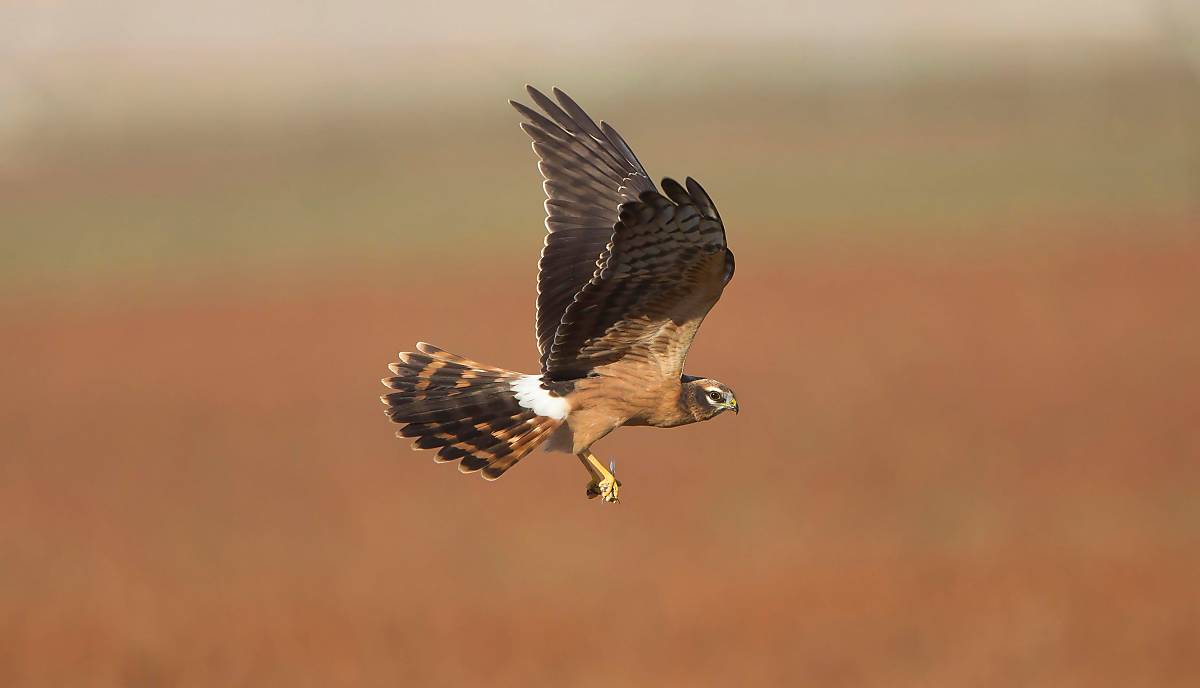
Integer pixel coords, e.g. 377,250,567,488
0,1,1171,55
0,0,1196,144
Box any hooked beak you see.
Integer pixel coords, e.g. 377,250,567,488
727,397,739,415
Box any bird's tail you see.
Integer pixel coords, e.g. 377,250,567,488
380,343,564,480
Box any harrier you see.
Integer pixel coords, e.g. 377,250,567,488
380,86,737,503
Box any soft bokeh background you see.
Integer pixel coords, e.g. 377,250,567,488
3,1,1199,685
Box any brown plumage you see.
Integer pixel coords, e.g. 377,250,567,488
381,86,737,503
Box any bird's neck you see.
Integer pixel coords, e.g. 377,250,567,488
644,383,702,428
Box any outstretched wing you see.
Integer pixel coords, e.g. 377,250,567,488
510,86,656,370
542,177,734,380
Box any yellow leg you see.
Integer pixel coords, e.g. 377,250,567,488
576,450,621,503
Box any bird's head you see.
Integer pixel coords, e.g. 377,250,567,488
681,375,739,421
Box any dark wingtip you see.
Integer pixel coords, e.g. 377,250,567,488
551,86,576,109
660,177,688,203
684,176,721,220
511,83,541,109
685,176,712,201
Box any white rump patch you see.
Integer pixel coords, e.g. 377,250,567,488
511,375,569,420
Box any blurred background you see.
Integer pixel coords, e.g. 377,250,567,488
3,1,1199,685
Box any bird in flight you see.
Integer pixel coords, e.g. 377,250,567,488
380,86,737,503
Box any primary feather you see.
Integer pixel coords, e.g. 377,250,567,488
511,86,656,371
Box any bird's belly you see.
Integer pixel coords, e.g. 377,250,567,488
542,423,576,454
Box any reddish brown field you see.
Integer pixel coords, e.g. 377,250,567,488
3,226,1199,686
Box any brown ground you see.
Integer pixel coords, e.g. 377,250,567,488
2,225,1199,686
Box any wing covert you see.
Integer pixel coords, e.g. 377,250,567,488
542,177,734,380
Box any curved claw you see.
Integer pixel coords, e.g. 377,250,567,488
586,477,620,503
578,451,622,504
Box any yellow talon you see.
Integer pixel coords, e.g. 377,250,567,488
579,451,622,504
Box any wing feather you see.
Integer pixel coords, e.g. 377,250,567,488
511,86,656,368
542,178,734,380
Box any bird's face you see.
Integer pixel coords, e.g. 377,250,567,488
684,378,739,421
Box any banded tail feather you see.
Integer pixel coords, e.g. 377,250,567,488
380,343,569,480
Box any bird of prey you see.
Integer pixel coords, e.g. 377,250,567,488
380,86,737,503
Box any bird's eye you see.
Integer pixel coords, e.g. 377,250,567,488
707,390,723,402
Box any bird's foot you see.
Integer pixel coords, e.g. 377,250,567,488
585,460,621,503
585,475,621,503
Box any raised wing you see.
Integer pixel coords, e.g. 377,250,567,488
510,86,656,369
542,177,734,380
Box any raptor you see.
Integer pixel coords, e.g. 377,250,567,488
380,86,737,503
